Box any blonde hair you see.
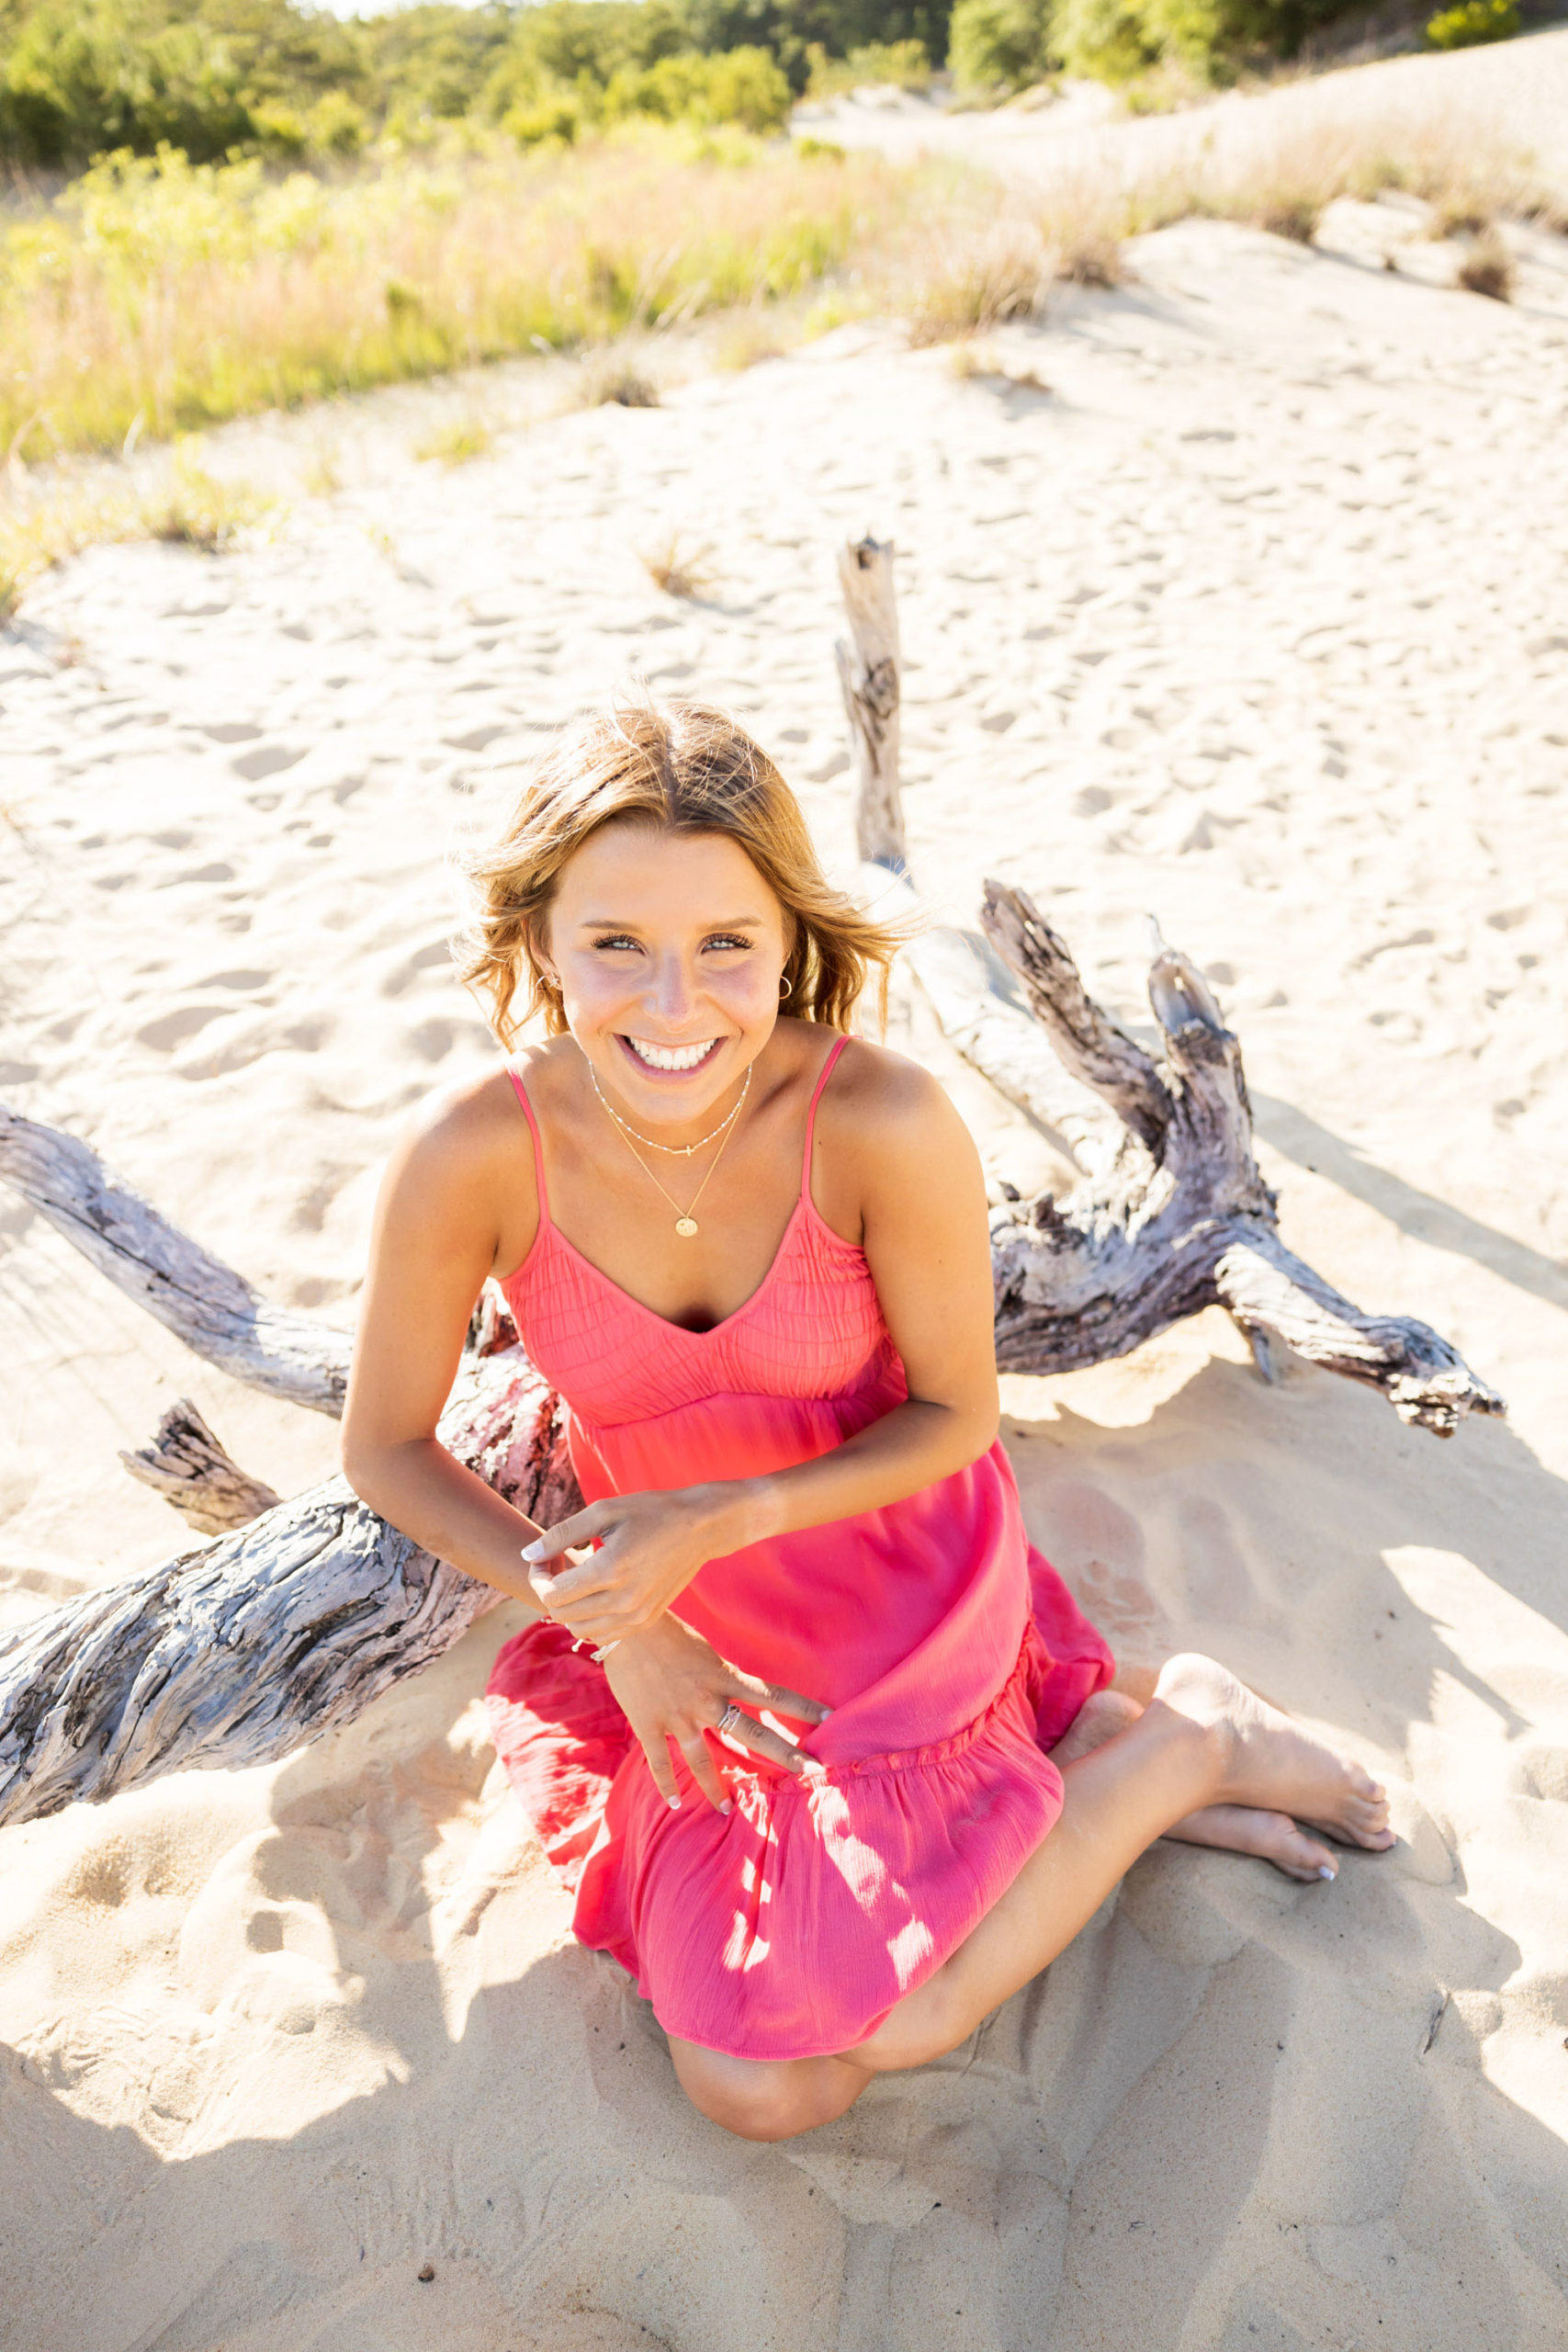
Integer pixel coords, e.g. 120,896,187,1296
457,699,905,1047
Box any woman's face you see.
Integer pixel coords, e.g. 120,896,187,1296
540,821,791,1130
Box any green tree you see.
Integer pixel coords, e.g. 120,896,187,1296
947,0,1053,87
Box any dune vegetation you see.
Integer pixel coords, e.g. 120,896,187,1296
1,0,1562,618
0,131,899,458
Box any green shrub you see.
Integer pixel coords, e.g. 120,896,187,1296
505,91,585,146
250,100,309,156
305,90,369,156
1051,0,1158,80
1050,0,1376,88
1426,0,1518,46
947,0,1054,92
0,2,254,165
604,47,794,133
805,38,932,92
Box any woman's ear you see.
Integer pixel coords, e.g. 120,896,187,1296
524,916,558,990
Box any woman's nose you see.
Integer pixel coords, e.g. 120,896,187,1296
649,956,696,1023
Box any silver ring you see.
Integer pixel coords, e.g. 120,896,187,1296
716,1702,748,1738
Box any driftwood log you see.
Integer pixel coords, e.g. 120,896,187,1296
0,536,1501,1828
0,1295,579,1829
835,538,1504,1438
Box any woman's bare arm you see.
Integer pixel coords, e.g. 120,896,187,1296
341,1076,547,1600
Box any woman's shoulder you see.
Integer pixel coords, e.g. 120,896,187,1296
811,1031,972,1162
389,1041,572,1192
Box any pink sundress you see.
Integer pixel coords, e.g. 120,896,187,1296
485,1036,1114,2062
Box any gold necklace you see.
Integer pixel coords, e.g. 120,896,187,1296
594,1066,751,1238
586,1057,751,1157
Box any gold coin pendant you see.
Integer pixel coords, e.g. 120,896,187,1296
674,1216,699,1239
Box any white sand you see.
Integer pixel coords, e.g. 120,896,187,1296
4,84,1568,2352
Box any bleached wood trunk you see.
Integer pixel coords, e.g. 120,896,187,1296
835,535,906,869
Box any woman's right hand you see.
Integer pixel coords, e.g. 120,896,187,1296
602,1614,830,1812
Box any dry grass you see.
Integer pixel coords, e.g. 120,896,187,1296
900,173,1123,345
640,532,716,598
948,340,1052,391
714,313,790,370
905,220,1055,345
1457,228,1517,300
1117,84,1566,248
576,357,662,409
0,454,272,614
414,415,497,465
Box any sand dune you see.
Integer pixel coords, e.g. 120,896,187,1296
3,119,1568,2352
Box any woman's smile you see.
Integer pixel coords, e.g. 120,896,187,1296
619,1035,725,1076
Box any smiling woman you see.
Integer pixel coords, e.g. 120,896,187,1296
338,697,1394,2143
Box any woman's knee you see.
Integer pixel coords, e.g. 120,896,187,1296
671,2046,858,2142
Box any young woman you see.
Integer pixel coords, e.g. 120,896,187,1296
342,701,1393,2143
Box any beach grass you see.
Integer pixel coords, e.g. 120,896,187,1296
2,77,1562,616
0,130,897,461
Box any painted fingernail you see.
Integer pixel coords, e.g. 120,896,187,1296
521,1540,545,1563
719,1801,733,1816
1318,1864,1336,1880
668,1795,682,1810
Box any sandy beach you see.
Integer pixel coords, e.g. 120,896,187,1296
3,40,1568,2348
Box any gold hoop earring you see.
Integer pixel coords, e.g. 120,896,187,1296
779,973,793,999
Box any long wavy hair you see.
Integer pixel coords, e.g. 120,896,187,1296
456,699,906,1046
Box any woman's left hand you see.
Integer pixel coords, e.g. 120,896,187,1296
523,1484,752,1647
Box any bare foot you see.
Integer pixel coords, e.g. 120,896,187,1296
1165,1804,1339,1883
1155,1653,1394,1851
1050,1689,1346,1881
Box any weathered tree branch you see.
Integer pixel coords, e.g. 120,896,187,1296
979,880,1503,1432
902,922,1124,1179
0,1343,581,1830
835,535,906,869
0,1105,347,1414
977,889,1173,1158
120,1399,282,1536
836,537,1504,1439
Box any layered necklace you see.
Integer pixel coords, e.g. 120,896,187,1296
586,1055,752,1238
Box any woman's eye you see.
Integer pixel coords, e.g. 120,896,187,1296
703,934,751,953
591,934,641,953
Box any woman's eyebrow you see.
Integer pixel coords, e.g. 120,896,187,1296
574,914,766,931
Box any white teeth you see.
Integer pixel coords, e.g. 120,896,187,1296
626,1036,716,1072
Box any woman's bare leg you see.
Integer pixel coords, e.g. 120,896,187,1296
670,1653,1393,2139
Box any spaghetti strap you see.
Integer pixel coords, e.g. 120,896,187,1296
801,1034,852,1199
506,1063,551,1225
